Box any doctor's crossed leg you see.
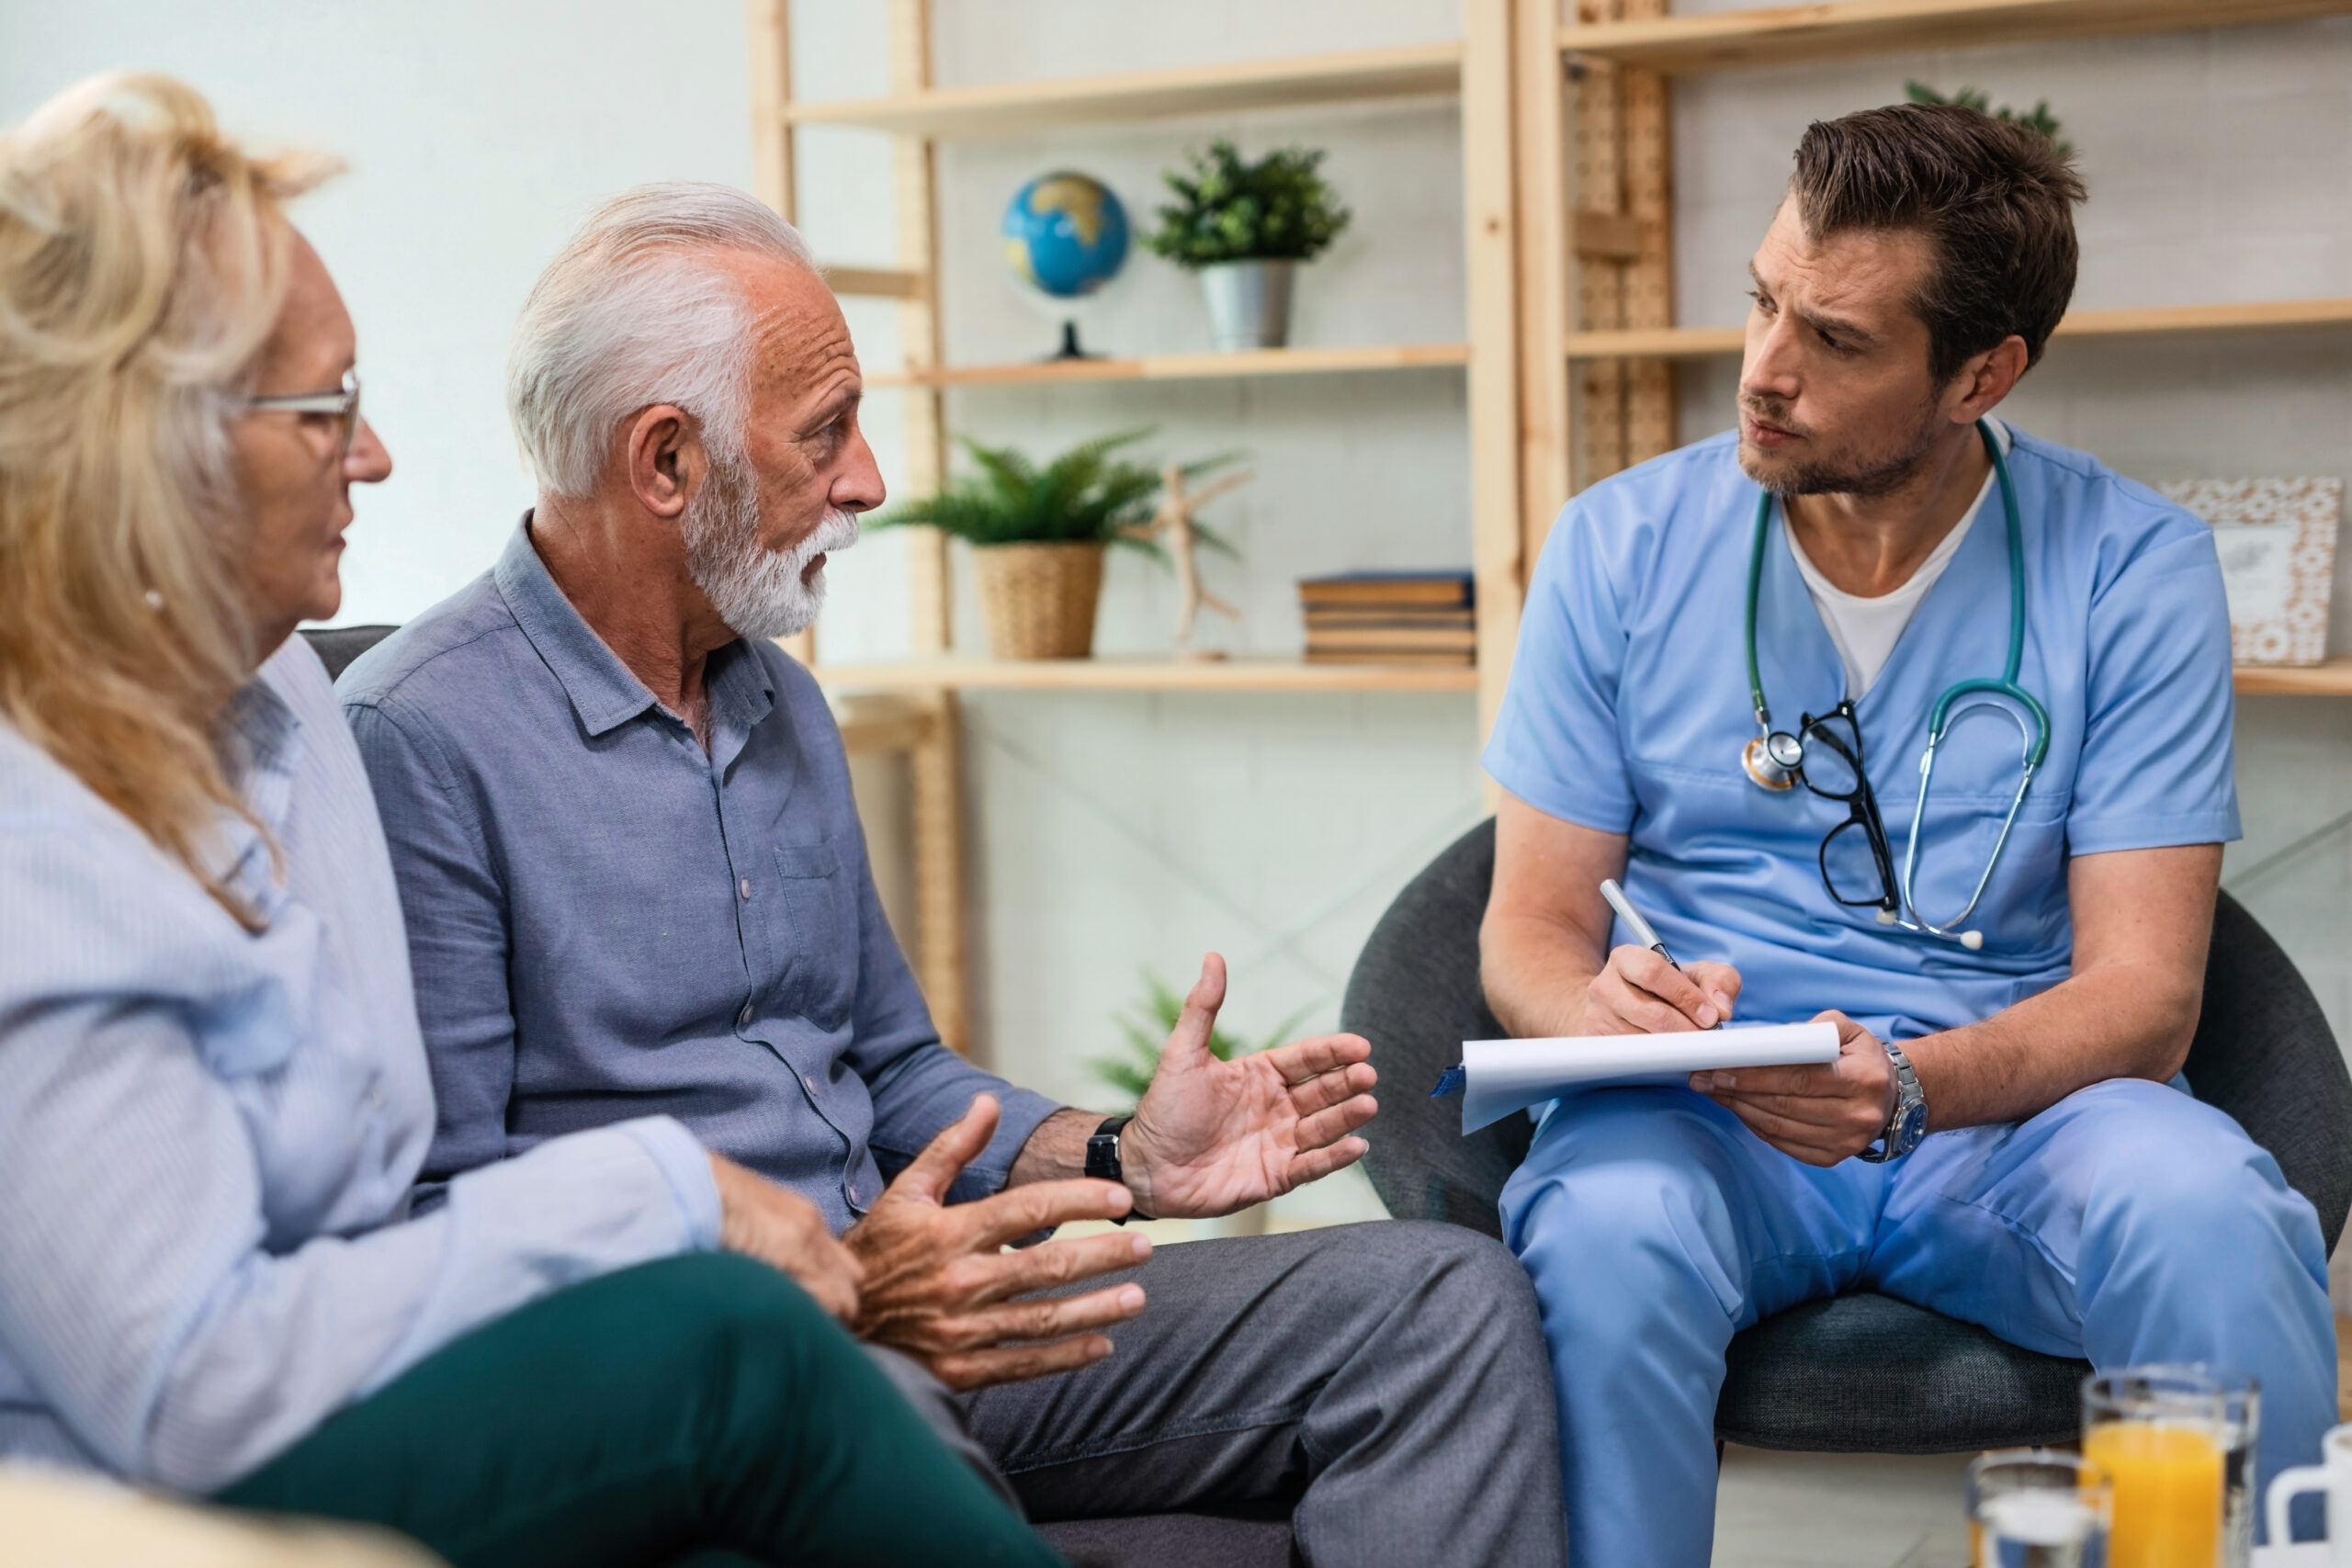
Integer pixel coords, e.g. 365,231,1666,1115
1478,102,2336,1565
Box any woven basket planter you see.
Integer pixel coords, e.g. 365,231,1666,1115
972,542,1104,660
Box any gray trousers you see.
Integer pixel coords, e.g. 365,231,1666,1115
874,1220,1565,1568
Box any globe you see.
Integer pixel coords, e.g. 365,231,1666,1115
1001,172,1129,300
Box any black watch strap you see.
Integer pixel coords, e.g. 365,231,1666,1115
1084,1115,1151,1224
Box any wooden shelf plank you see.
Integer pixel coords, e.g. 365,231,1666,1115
819,657,2352,696
786,41,1462,136
824,265,926,300
1559,0,2352,75
811,656,1479,694
1566,297,2352,360
831,694,935,753
868,342,1471,389
2236,659,2352,696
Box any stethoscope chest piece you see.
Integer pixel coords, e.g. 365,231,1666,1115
1741,733,1799,791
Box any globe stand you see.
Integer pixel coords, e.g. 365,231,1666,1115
1045,320,1098,362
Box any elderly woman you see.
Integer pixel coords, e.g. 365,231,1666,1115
0,74,1060,1568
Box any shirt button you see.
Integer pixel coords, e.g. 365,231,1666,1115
739,878,752,901
803,1075,819,1095
737,1001,753,1029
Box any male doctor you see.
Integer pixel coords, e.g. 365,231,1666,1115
1482,102,2334,1562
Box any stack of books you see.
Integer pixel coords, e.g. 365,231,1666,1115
1298,571,1476,666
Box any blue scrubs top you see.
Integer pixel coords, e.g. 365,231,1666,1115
1485,427,2241,1043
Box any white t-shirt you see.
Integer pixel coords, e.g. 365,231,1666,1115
1788,419,2011,698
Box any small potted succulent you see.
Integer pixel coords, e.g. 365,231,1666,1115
876,430,1170,660
1145,140,1351,352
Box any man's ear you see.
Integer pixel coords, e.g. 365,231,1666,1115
1947,335,2029,424
625,403,701,521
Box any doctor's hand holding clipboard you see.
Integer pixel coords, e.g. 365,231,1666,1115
1594,878,1906,1169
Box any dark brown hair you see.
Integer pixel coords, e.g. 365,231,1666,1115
1790,102,2086,388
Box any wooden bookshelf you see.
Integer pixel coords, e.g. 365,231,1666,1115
1565,297,2352,361
2235,659,2352,697
832,694,937,753
865,342,1470,389
784,41,1462,136
812,657,1480,694
1558,0,2352,75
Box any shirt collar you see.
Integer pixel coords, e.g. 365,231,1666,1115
493,517,664,739
492,516,781,747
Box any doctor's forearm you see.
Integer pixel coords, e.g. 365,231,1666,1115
1480,915,1608,1040
1906,964,2200,1131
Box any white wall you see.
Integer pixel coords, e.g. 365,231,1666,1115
0,0,757,626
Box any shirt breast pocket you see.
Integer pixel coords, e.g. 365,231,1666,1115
773,840,858,1030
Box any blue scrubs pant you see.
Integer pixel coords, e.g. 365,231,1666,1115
1500,1078,2335,1566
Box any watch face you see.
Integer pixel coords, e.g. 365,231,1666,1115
1898,1102,1928,1148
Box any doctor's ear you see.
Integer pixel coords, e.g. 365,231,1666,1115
1948,334,2030,423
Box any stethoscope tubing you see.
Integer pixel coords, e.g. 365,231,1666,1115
1743,418,2052,942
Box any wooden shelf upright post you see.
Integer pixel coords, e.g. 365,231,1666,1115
1465,0,1528,745
746,0,973,1053
885,0,973,1055
1564,0,1676,513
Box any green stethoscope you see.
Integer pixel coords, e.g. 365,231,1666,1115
1737,418,2052,949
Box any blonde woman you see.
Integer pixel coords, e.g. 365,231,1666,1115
0,74,1060,1568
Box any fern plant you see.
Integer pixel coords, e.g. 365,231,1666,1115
876,430,1245,558
875,429,1162,548
1904,82,2071,156
1144,141,1352,269
1086,970,1313,1107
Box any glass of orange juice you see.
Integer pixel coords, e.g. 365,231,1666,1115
2083,1367,2237,1568
1969,1449,2111,1566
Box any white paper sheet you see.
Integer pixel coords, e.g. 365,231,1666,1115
1452,1022,1841,1134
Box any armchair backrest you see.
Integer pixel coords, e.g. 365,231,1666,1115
1343,819,2352,1253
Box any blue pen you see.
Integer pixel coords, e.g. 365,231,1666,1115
1600,878,1721,1030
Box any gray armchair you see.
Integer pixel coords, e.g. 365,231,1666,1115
1341,818,2352,1454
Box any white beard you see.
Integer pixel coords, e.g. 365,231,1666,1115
682,463,860,641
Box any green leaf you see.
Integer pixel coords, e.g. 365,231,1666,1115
876,427,1238,551
1142,139,1353,268
1902,81,2072,156
1085,968,1317,1107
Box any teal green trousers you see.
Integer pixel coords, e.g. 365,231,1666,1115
217,1253,1063,1568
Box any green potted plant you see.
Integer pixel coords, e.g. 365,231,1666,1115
1087,970,1312,1107
875,430,1174,660
1144,139,1351,353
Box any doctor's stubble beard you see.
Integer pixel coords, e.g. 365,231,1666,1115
683,457,860,641
1736,390,1947,501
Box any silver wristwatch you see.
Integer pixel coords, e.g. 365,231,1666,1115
1858,1040,1927,1163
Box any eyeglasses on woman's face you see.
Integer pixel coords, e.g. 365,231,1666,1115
243,368,362,455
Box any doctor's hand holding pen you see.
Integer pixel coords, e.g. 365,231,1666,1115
1582,877,1743,1036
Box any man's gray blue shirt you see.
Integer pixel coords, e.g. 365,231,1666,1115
339,523,1057,1226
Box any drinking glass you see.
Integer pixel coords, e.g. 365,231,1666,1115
2083,1366,2233,1568
1970,1449,2111,1567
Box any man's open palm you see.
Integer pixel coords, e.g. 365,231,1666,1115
1124,953,1378,1219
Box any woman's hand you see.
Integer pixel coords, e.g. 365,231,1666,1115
1579,947,1742,1035
707,1153,864,1322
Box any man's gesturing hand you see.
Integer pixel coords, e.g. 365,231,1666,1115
1690,1010,1896,1167
847,1094,1151,1392
1122,953,1378,1220
708,1153,864,1322
1582,946,1742,1035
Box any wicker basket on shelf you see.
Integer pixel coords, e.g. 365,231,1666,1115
972,542,1104,660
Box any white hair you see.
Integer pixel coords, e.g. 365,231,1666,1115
507,181,815,497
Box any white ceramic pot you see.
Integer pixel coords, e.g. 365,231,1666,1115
1197,258,1295,352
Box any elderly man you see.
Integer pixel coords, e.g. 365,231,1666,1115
341,184,1564,1566
1482,104,2335,1562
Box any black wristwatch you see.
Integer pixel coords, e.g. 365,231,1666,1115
1084,1115,1152,1224
1858,1040,1928,1163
